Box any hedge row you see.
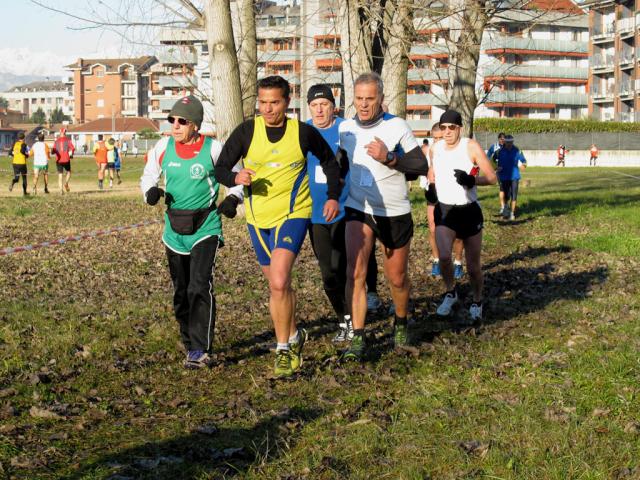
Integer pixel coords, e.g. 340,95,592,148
473,118,640,133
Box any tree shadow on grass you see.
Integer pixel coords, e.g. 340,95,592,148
61,406,323,480
411,245,609,338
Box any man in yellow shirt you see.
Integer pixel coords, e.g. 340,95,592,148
215,75,341,378
9,132,29,195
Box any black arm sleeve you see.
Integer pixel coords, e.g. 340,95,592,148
214,120,255,188
21,143,29,156
335,147,350,179
394,146,429,180
300,123,342,201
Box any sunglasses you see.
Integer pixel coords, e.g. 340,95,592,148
439,124,459,131
167,116,191,126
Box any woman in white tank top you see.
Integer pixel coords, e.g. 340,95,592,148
427,110,497,323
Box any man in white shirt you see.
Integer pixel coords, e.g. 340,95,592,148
339,72,428,361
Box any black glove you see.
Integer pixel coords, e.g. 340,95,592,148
217,195,240,218
453,169,476,189
145,186,164,205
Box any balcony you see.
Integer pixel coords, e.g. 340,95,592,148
592,23,615,43
482,62,588,81
619,49,635,68
483,90,587,106
591,55,615,72
157,47,198,65
408,68,450,82
158,75,197,89
407,93,448,107
306,71,342,84
482,35,588,56
617,17,635,37
591,85,615,102
410,43,449,57
258,49,301,62
618,82,634,98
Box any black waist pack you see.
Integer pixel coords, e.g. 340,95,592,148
166,205,214,235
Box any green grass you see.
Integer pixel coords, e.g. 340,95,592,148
0,167,639,479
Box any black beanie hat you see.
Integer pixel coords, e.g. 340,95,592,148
307,84,335,105
439,109,463,126
169,95,204,128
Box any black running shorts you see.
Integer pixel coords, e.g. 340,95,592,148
499,179,519,201
344,207,413,249
12,164,27,176
435,202,484,239
56,162,71,173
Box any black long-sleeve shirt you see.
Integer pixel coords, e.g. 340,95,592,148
214,118,342,201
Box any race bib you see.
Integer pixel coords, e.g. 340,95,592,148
315,165,327,184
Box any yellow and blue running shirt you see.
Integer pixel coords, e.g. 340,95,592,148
215,116,341,229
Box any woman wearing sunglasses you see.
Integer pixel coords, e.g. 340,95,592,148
140,95,243,369
428,110,496,322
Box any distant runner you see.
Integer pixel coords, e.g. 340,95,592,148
9,132,29,196
495,134,526,221
29,131,51,194
52,128,75,194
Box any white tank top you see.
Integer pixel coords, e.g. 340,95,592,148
432,138,477,205
31,142,50,167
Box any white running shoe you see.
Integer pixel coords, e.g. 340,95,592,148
436,290,458,316
366,292,382,312
469,302,483,321
333,315,354,343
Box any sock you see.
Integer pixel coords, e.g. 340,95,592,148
454,260,462,266
472,300,483,307
276,342,289,352
288,330,299,344
394,314,407,326
353,328,364,337
446,286,457,296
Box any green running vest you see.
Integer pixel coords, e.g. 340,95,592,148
161,136,222,254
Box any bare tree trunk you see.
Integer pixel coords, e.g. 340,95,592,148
204,0,244,141
338,0,374,118
448,0,488,138
237,0,257,120
380,0,413,117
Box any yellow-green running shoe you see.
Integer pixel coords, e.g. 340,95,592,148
289,328,308,371
342,334,366,362
393,323,409,348
274,349,294,378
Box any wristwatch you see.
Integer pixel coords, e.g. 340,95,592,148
384,151,395,165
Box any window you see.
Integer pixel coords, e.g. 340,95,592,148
95,67,104,77
96,84,104,92
97,99,104,107
201,43,209,55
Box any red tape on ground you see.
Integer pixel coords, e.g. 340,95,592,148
0,219,163,257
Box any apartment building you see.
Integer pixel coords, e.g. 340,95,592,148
1,81,74,120
156,0,589,135
148,46,199,132
586,0,639,122
476,0,589,119
65,56,157,124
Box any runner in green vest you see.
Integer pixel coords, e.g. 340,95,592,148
140,95,243,369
